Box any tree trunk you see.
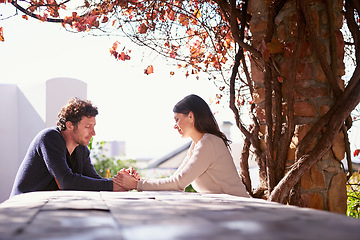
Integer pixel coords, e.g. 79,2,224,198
248,0,350,212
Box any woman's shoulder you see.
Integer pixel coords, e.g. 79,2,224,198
201,133,225,146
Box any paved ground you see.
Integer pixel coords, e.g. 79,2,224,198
0,191,359,240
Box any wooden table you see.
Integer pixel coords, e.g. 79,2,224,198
0,191,359,239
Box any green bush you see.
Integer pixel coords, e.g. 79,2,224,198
347,172,360,218
88,139,136,178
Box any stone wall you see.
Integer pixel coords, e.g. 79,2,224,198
248,0,347,213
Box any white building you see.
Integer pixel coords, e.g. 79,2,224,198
0,78,86,203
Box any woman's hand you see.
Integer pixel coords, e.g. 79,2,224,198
117,167,141,180
125,167,141,180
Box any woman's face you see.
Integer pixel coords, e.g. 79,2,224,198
173,112,194,138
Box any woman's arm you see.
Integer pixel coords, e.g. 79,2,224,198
137,138,214,191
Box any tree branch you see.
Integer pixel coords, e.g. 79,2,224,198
276,0,305,184
11,0,64,23
300,0,342,98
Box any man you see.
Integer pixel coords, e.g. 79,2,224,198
10,97,123,197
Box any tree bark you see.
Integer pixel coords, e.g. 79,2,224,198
269,67,360,203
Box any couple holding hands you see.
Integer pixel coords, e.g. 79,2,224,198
10,94,248,198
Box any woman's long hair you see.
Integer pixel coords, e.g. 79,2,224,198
173,94,231,149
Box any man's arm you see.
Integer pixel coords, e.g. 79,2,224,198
81,147,103,179
40,130,113,191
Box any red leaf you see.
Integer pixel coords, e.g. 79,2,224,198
354,149,360,157
102,16,108,23
170,51,176,58
38,13,48,22
0,27,4,41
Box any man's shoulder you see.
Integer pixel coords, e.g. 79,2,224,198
35,127,63,142
37,127,60,136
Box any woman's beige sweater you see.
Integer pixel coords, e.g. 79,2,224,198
137,133,249,197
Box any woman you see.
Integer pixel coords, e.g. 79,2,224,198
114,94,249,197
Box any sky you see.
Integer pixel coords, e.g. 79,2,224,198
1,4,359,160
0,5,243,159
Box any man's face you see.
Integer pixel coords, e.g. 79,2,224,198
71,116,96,146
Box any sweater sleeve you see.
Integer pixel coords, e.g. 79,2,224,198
137,138,214,191
81,147,103,179
173,142,195,176
40,131,113,191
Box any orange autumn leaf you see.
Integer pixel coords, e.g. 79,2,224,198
113,41,120,50
22,15,28,20
178,14,189,27
138,23,148,34
266,38,283,54
119,52,130,61
220,57,227,64
109,41,130,61
144,65,154,75
0,27,4,42
194,9,201,18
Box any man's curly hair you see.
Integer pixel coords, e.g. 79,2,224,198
57,97,98,131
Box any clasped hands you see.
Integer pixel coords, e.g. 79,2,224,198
112,167,140,192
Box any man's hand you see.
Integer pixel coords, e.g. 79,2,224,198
112,170,138,191
112,180,127,192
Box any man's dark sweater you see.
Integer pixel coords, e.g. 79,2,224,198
10,127,113,197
